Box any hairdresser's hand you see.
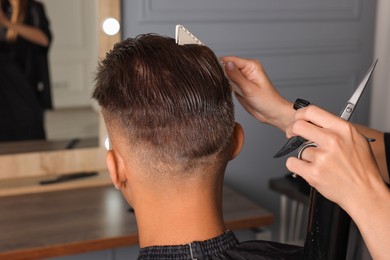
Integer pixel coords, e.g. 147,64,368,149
222,56,294,131
285,105,390,260
285,105,386,211
0,9,48,46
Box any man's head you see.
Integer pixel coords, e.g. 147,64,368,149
92,34,243,198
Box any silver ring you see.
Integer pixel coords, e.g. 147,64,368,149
291,142,317,178
297,142,317,160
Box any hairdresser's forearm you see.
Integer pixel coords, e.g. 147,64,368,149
355,124,389,184
348,183,390,260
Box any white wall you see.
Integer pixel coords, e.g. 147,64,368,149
121,0,376,241
370,0,390,131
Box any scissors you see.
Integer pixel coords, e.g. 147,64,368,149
274,59,378,160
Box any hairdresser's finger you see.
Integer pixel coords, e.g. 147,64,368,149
298,144,317,163
293,106,345,132
286,157,316,185
223,59,259,97
286,118,329,147
223,56,272,88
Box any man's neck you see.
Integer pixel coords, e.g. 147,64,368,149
134,182,226,248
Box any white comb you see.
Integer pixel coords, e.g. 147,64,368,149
175,25,242,96
175,25,204,45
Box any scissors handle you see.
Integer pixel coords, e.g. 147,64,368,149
293,98,310,110
283,142,317,178
273,98,311,158
297,142,318,160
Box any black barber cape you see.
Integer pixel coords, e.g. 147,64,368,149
138,230,303,260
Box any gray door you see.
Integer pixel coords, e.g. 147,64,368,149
122,0,376,238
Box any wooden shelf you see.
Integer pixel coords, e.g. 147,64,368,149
0,172,112,197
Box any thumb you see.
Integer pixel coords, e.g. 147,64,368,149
225,61,250,87
224,61,255,96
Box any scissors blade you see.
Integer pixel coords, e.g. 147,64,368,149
339,59,377,121
274,59,377,158
273,136,307,158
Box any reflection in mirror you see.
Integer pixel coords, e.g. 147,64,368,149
0,0,119,193
43,0,99,142
0,0,100,154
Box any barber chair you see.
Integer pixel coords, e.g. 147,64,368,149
270,174,363,260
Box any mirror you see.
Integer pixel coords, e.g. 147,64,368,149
43,0,99,145
0,0,120,188
0,0,102,154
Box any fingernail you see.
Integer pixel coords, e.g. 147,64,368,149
226,61,235,71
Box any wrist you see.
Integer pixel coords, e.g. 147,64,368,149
344,180,390,222
270,99,295,132
345,182,390,260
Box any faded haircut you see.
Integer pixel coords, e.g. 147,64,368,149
92,34,234,171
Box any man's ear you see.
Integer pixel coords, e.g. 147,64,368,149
106,151,122,190
230,122,245,160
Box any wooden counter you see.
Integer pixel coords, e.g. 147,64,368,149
0,185,273,260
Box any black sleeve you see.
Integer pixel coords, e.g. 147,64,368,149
385,133,390,180
28,1,53,109
30,1,52,50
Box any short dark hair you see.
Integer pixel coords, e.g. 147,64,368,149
92,34,234,172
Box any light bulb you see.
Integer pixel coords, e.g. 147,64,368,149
102,18,120,36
